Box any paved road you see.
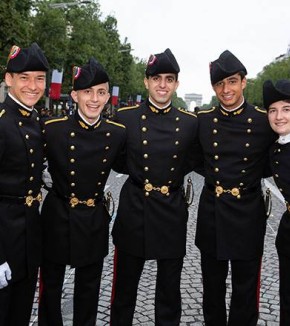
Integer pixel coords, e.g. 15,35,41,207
30,172,283,325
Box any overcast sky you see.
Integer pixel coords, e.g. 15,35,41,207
98,0,290,104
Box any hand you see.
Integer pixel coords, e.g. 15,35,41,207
42,167,53,188
0,262,12,289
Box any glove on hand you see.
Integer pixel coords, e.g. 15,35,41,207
0,262,12,289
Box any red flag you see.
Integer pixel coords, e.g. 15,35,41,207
49,69,63,100
111,86,119,106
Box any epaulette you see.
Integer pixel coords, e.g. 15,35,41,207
0,109,6,118
105,119,125,129
177,108,196,117
197,107,217,115
44,116,69,125
254,106,267,114
117,105,139,112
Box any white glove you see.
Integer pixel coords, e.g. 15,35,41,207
42,167,53,188
0,262,12,289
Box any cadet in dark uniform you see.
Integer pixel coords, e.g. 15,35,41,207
195,50,276,326
38,58,126,326
263,79,290,326
0,43,49,325
110,48,200,326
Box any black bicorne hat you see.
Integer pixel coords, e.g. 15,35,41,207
210,50,247,85
145,48,180,77
72,57,109,91
6,42,49,73
263,79,290,110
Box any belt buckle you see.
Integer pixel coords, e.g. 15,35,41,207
215,186,223,196
160,185,169,195
25,195,34,207
86,198,95,207
231,187,240,197
70,197,79,208
144,183,153,192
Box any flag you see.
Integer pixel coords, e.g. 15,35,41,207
111,86,119,106
49,69,63,100
136,94,142,104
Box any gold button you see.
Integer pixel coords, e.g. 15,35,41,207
279,188,283,192
70,145,75,150
213,142,218,147
105,146,110,150
243,157,248,161
98,182,101,185
245,143,250,147
145,192,150,196
106,132,111,137
145,179,149,184
143,140,148,145
213,118,218,123
214,167,219,172
70,158,75,163
247,118,252,123
71,193,75,197
95,193,99,196
216,181,220,185
213,129,217,134
239,183,244,186
25,134,29,139
176,128,180,132
103,159,107,163
142,127,147,132
142,115,146,120
171,167,175,171
247,129,251,133
275,174,279,178
173,155,177,159
70,171,75,176
175,141,179,145
37,117,40,121
101,171,105,175
241,170,246,173
214,155,219,160
31,163,35,168
30,149,34,154
70,132,75,137
29,176,34,181
144,167,149,171
28,190,33,195
144,154,148,159
71,183,75,187
176,117,180,121
19,122,23,126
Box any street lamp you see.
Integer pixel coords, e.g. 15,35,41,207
49,1,92,9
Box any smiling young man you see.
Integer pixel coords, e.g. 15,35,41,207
0,43,49,325
38,58,126,326
263,79,290,326
110,48,200,325
194,50,276,326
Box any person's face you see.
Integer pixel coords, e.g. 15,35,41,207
5,71,46,107
71,83,110,124
212,73,246,110
268,100,290,136
144,73,179,107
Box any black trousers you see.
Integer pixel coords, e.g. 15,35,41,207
38,260,104,326
110,248,183,326
200,253,261,326
0,268,38,326
278,253,290,326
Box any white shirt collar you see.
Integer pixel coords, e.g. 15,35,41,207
278,133,290,145
220,97,245,112
8,93,33,111
77,109,100,126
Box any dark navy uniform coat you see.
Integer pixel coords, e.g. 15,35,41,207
112,99,200,259
41,113,126,267
0,95,44,282
195,103,276,260
270,141,290,257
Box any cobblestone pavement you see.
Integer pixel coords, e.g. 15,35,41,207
30,172,283,325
